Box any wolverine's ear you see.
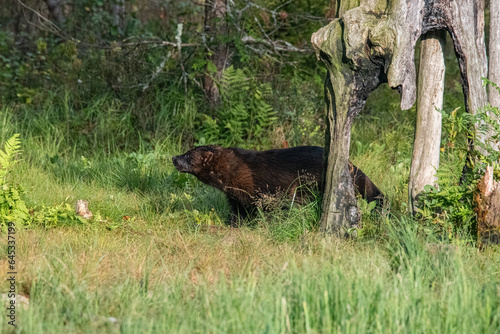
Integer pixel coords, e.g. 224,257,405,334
203,151,214,165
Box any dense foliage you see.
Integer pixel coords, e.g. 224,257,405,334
419,97,500,238
0,0,328,148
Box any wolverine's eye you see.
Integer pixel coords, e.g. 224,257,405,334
185,154,194,166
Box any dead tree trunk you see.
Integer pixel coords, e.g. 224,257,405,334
409,31,446,212
312,0,489,234
312,20,383,235
475,0,500,246
203,0,230,108
489,0,500,108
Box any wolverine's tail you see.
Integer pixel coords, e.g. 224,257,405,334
349,162,384,207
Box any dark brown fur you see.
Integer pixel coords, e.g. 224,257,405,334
172,145,383,226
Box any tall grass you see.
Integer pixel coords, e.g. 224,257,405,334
1,220,499,333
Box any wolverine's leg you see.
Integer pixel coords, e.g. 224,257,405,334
227,198,251,227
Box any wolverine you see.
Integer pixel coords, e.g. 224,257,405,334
172,145,383,226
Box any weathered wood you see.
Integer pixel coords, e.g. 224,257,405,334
476,165,500,244
388,0,488,114
488,0,500,152
313,0,490,233
490,0,500,108
312,2,387,235
409,31,446,212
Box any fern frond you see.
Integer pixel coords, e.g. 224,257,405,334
0,134,22,181
220,66,250,103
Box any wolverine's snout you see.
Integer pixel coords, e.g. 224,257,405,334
172,155,190,173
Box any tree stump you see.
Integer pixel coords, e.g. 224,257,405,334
476,165,500,244
312,0,489,234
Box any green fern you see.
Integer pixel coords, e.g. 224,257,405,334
199,66,277,147
0,133,29,228
419,99,500,235
0,133,22,182
220,66,249,103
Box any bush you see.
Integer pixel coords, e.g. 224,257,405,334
0,134,29,229
418,81,500,237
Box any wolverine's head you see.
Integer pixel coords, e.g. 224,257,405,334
172,145,222,175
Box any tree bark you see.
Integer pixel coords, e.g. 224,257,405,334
490,0,500,107
204,0,230,108
409,31,446,212
312,0,489,234
110,0,125,34
488,0,500,151
312,6,385,235
476,165,500,244
44,0,65,26
474,1,500,246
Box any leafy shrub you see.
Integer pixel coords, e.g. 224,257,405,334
419,81,500,236
0,134,29,229
31,203,89,229
418,107,474,231
0,134,98,230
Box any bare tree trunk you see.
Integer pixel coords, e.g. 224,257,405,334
489,0,500,107
475,0,500,246
110,0,125,34
204,0,230,108
312,0,490,234
451,1,489,156
409,31,446,212
44,0,65,26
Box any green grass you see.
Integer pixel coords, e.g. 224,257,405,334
1,219,499,333
0,75,498,333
